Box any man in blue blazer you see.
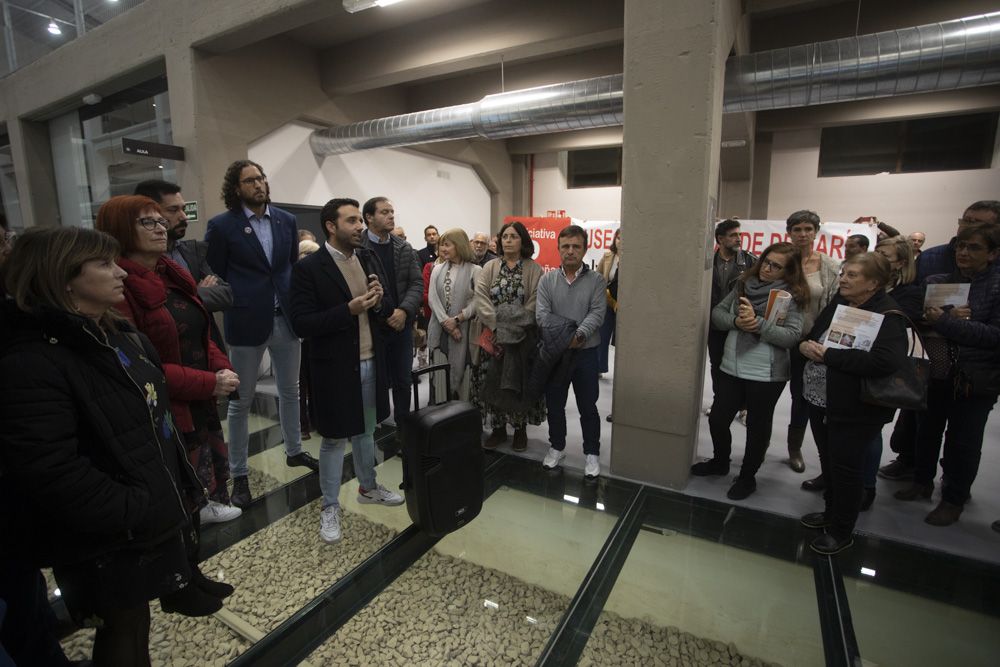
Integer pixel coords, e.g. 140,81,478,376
205,160,318,507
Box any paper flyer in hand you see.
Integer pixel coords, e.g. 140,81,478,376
924,283,970,310
764,289,792,325
823,305,884,352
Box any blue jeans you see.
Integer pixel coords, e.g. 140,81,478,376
545,346,601,456
598,306,616,374
226,314,302,478
320,359,378,508
863,432,883,489
384,325,413,424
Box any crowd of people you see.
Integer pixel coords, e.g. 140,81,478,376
700,203,1000,555
0,154,995,664
0,160,618,666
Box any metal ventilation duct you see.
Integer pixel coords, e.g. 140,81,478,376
310,74,623,155
311,11,1000,155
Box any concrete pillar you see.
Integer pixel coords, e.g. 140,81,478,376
7,119,59,228
611,0,740,488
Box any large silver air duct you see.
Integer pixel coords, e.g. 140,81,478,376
311,11,1000,155
310,74,623,155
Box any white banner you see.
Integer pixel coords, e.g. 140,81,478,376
525,217,878,271
732,220,878,261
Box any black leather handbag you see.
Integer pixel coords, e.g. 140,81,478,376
859,311,930,411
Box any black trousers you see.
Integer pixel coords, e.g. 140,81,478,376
914,379,998,506
0,560,71,667
706,328,728,401
91,603,152,667
708,372,787,479
808,406,882,540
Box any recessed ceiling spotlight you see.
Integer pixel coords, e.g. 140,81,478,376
47,20,61,35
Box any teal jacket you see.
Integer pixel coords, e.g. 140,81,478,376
710,287,803,382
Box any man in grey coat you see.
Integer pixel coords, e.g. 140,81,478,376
362,197,424,431
536,225,606,478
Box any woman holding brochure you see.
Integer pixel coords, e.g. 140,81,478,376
694,242,808,500
896,223,1000,527
798,252,908,555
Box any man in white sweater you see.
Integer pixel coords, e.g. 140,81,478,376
536,225,607,478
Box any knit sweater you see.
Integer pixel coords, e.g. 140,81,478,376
536,265,606,349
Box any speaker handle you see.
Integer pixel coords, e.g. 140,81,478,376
411,363,452,408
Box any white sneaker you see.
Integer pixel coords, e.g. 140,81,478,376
199,500,242,525
358,483,405,506
320,506,341,544
542,447,566,470
585,454,601,478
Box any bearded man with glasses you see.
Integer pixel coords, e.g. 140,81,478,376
205,160,318,509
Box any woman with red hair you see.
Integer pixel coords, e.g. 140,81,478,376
96,196,241,523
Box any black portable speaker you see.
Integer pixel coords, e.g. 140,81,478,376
400,364,485,537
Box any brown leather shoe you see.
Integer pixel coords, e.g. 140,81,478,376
925,500,963,526
483,427,507,449
512,427,528,452
893,482,934,501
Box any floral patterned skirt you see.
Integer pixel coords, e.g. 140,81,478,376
469,357,546,429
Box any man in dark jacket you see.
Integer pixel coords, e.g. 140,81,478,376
708,219,756,409
290,198,404,545
417,224,439,267
362,197,424,432
915,200,999,282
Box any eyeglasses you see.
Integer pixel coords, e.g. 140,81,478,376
240,176,267,186
760,258,785,271
136,217,168,230
956,241,988,253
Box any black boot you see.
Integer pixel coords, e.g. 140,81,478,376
231,475,252,508
160,582,223,617
193,566,234,600
860,488,876,512
787,426,806,473
691,458,730,477
801,474,826,492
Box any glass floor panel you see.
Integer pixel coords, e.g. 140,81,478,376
578,492,825,667
305,471,625,665
57,449,401,666
844,571,1000,666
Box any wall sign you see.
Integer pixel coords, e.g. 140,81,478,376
122,138,185,161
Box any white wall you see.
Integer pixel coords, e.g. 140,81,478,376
248,121,491,239
531,151,622,221
766,128,1000,248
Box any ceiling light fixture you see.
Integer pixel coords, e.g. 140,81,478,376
47,19,61,35
343,0,407,13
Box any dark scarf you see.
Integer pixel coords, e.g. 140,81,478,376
735,276,790,355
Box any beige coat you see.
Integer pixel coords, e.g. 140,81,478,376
595,251,619,282
470,257,544,365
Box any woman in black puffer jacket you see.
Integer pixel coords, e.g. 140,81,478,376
797,252,908,555
0,227,219,667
